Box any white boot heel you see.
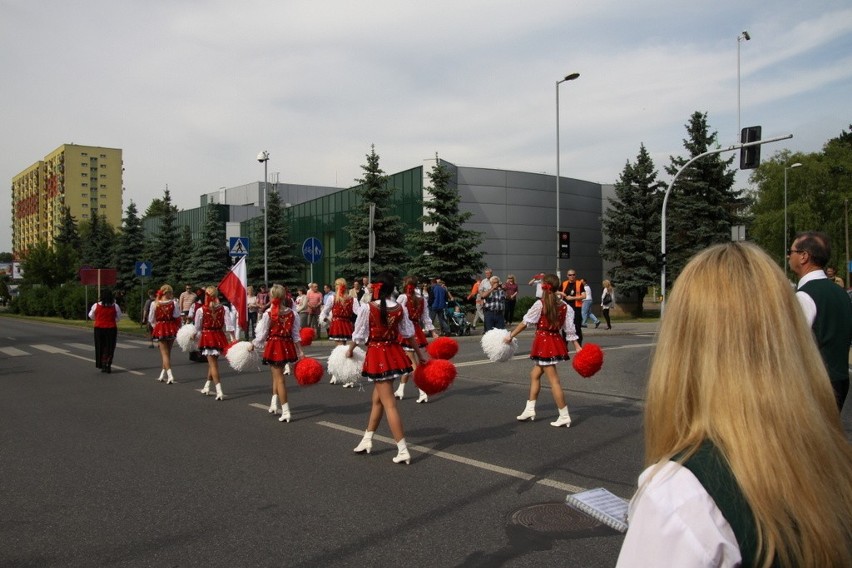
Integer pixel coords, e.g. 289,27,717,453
215,384,224,401
354,431,374,454
394,384,405,400
550,406,571,428
279,403,291,423
157,369,166,382
416,390,429,404
516,400,536,421
166,369,175,384
393,447,411,465
268,394,279,414
201,380,212,395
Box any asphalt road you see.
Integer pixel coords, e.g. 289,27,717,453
1,319,848,567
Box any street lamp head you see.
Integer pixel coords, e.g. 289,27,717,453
257,151,269,163
739,31,751,41
790,162,802,169
562,72,580,82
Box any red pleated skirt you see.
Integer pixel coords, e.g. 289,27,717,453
529,330,570,365
363,340,414,381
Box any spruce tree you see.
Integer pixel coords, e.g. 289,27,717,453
262,188,303,286
664,111,741,283
407,158,485,297
80,213,116,269
145,188,181,285
338,145,410,281
114,201,146,293
55,206,81,251
186,205,229,287
600,144,664,316
173,225,195,287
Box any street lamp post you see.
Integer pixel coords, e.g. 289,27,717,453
784,161,802,266
737,31,751,138
555,72,580,278
257,150,270,287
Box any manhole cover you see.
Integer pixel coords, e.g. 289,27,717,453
509,502,603,536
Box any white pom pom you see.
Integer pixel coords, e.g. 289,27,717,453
481,328,517,362
176,323,198,352
225,341,259,372
327,344,365,386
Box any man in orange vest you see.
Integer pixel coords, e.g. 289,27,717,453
561,269,586,345
467,275,483,330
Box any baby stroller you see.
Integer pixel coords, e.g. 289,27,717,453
445,300,471,336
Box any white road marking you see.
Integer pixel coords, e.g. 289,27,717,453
31,344,69,353
316,420,587,494
66,342,94,351
0,346,29,357
454,342,657,368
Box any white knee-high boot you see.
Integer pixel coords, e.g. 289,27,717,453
516,400,536,421
550,406,571,428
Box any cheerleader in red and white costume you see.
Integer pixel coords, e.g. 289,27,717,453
148,284,181,384
320,277,360,385
194,286,229,400
505,273,582,427
251,284,304,422
347,272,426,465
394,275,437,403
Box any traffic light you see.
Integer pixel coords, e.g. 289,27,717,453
740,126,762,170
559,231,571,259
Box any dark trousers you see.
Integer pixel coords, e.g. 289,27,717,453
832,379,849,412
572,304,583,344
504,299,516,325
94,327,117,369
484,309,505,332
602,308,611,329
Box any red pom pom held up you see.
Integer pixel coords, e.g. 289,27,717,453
572,343,604,378
413,359,457,396
426,337,459,360
294,357,324,386
300,327,316,346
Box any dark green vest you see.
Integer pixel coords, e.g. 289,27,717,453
799,278,852,383
681,443,780,568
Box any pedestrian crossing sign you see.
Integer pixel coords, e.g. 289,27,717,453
229,237,249,257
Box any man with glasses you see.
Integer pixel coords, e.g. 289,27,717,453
561,270,586,344
788,231,852,411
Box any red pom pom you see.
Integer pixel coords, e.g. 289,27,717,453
300,327,315,346
427,337,459,360
294,357,324,386
572,343,604,378
413,359,457,395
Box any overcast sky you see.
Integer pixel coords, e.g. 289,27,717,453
2,0,850,253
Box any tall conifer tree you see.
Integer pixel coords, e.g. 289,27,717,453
114,201,146,293
145,188,181,285
338,145,409,281
600,144,664,316
186,205,229,286
407,158,484,296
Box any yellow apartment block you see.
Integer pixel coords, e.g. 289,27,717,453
12,144,123,258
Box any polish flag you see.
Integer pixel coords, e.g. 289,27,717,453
218,257,247,332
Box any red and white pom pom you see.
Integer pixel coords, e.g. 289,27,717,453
176,323,198,352
572,343,604,378
327,344,365,386
481,328,517,362
413,359,457,396
294,357,324,386
300,327,316,346
427,336,459,360
225,341,259,372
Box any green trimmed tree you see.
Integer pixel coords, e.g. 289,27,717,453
247,188,303,286
114,201,146,293
338,145,410,281
80,212,117,269
600,144,664,316
186,205,229,286
145,188,181,285
664,111,742,284
407,158,485,297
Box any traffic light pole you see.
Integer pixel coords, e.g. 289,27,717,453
660,133,792,314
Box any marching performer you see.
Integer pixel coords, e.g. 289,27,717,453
194,286,229,400
347,272,426,465
148,284,181,384
505,273,582,427
320,277,359,385
252,284,304,422
394,275,437,403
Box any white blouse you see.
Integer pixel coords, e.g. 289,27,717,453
397,292,434,332
252,307,302,350
520,299,579,341
351,300,415,344
616,461,741,568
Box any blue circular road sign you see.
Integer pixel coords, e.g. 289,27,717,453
302,237,323,263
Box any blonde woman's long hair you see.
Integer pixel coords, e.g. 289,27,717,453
334,278,348,303
645,242,852,567
540,273,561,328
